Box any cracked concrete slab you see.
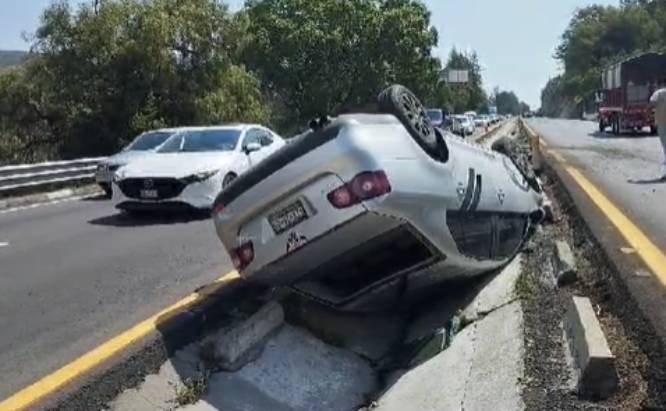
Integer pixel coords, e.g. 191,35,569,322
376,301,525,411
108,343,205,411
462,255,522,320
185,324,378,411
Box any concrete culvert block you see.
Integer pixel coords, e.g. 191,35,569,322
212,301,284,371
564,296,618,399
552,240,577,286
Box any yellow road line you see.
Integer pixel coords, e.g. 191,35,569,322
0,271,239,411
527,123,666,287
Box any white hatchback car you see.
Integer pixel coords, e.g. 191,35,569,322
114,125,284,212
95,128,185,197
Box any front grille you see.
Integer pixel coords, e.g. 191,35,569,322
118,178,186,200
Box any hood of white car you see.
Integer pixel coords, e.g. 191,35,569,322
106,150,152,166
118,152,237,179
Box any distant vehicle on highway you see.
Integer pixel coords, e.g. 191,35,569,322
474,115,489,128
95,128,182,198
114,125,284,213
597,52,664,135
212,85,544,311
426,108,445,128
452,115,475,136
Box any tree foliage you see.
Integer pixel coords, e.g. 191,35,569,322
491,88,522,115
0,0,269,163
543,1,665,117
0,0,521,164
430,49,487,114
241,0,441,128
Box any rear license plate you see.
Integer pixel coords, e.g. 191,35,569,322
140,189,158,199
269,200,308,234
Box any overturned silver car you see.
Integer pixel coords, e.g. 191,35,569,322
212,85,544,311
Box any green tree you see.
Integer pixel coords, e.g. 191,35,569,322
431,48,487,113
0,0,271,163
553,4,660,104
242,0,440,128
494,90,521,115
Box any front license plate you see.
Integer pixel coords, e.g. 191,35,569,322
140,189,158,199
269,200,308,234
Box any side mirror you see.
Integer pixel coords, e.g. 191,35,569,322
244,142,262,154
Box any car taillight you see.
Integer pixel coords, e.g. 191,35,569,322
231,241,254,270
327,171,391,209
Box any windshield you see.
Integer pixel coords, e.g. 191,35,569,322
158,129,241,153
426,109,443,122
125,131,174,151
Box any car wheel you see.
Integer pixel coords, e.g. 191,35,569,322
377,85,443,159
650,125,658,135
99,183,112,199
491,136,541,193
222,173,237,189
599,121,605,133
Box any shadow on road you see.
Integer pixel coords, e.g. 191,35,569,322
88,210,210,227
628,177,666,185
82,194,111,202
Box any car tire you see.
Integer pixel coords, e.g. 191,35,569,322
650,125,658,135
599,121,605,133
611,117,619,135
491,136,541,193
377,85,443,159
100,183,112,199
222,173,237,189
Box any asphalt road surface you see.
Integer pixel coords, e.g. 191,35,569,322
528,118,666,253
0,198,231,400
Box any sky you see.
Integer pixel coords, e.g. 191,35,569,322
0,0,618,108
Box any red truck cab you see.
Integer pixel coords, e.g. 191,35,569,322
597,53,666,135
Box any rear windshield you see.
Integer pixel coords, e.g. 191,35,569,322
158,129,241,153
125,131,174,151
427,109,443,122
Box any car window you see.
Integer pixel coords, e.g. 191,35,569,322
447,211,494,260
426,109,443,122
242,129,262,148
259,130,274,146
125,131,174,151
495,214,527,258
158,129,240,153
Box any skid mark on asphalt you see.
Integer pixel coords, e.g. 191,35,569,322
0,270,240,411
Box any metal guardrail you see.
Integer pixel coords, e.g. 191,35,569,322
0,157,106,193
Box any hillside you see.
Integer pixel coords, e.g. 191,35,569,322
0,50,29,69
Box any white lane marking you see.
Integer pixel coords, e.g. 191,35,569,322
0,193,100,215
0,242,8,247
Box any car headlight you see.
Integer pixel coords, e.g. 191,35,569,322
113,167,127,182
181,170,219,184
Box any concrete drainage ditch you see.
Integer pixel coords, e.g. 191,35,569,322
106,257,526,411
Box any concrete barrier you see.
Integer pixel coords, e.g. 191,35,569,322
564,296,618,399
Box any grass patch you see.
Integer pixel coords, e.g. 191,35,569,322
515,271,537,300
173,372,210,407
